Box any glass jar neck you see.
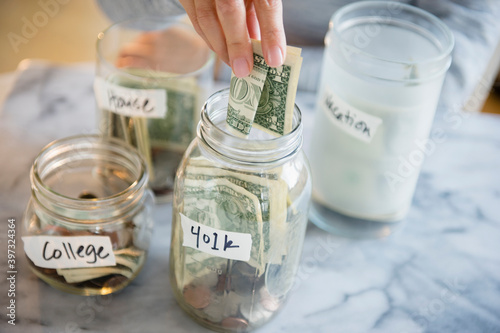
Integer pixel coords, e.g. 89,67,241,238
31,135,148,225
328,1,454,83
198,89,303,167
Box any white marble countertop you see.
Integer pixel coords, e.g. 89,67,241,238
0,61,499,333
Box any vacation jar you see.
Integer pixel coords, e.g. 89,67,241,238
22,135,154,295
309,1,454,238
169,89,312,332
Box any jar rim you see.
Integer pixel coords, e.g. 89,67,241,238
31,135,148,213
96,16,215,81
198,89,303,166
329,1,455,82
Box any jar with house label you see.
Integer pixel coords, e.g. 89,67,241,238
169,89,312,332
95,17,214,202
22,135,154,295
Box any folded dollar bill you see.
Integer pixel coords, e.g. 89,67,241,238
56,248,145,283
227,40,302,137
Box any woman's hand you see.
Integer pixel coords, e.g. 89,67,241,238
179,0,286,77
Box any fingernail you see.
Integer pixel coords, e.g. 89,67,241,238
266,46,283,68
232,57,250,78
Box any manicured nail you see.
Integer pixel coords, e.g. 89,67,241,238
232,57,250,78
266,46,283,68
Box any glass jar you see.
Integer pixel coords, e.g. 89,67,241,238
309,1,454,238
169,89,311,332
22,135,154,295
95,17,214,202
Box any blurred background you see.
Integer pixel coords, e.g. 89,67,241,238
1,1,499,114
0,1,108,72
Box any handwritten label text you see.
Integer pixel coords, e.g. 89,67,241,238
180,213,252,261
322,87,382,143
22,236,116,269
94,77,167,118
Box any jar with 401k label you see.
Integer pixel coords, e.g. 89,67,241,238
169,89,312,332
22,135,154,295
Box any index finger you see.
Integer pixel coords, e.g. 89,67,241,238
216,0,253,77
253,0,286,68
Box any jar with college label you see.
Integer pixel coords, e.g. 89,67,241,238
309,1,454,238
169,89,312,332
22,135,154,295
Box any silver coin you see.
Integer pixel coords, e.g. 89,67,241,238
239,301,274,325
201,292,242,323
230,262,262,296
201,298,226,323
259,287,281,312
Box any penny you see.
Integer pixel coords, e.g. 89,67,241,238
41,225,71,236
221,317,248,330
71,229,93,236
183,284,211,309
103,275,128,289
41,267,59,277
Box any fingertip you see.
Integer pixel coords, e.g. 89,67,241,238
266,45,284,68
232,57,251,78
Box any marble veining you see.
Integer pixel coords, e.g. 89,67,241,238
0,62,499,333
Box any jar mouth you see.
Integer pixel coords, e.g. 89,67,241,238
31,135,148,222
329,1,454,82
96,17,215,80
198,89,303,166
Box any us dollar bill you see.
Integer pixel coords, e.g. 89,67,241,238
184,165,288,264
181,177,265,272
253,45,302,136
55,248,145,283
227,40,302,137
227,40,269,137
99,68,201,183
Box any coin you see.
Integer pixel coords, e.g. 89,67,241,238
103,275,128,289
41,225,72,236
201,299,226,323
239,302,273,325
230,262,262,296
183,284,211,309
41,267,59,277
232,261,260,277
71,229,94,236
221,317,248,330
259,288,281,312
